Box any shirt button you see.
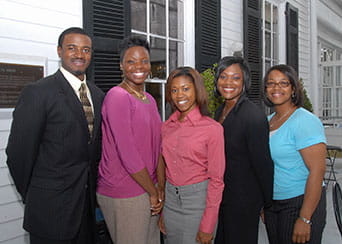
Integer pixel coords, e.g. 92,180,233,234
173,160,176,163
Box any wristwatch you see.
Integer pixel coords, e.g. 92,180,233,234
299,216,312,225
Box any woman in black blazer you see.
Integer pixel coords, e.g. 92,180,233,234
213,56,274,244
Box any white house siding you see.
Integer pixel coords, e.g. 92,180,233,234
0,0,82,243
220,0,243,57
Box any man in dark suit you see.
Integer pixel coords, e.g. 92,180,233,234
6,27,104,244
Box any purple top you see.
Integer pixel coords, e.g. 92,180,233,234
97,86,162,198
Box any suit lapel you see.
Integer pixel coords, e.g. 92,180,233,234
55,71,90,138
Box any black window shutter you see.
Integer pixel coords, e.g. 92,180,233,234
83,0,131,92
195,0,221,73
286,3,299,73
243,0,262,106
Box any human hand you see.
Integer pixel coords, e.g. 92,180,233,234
158,215,167,235
260,209,265,223
157,185,165,203
196,231,213,244
292,218,311,243
150,188,163,215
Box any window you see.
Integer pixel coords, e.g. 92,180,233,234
320,45,342,120
131,0,185,120
262,1,279,75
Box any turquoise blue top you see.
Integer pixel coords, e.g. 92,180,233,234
268,108,326,200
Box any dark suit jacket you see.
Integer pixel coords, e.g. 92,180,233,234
6,70,104,240
215,94,274,208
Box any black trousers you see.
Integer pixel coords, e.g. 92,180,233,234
30,188,95,244
264,188,326,244
214,201,262,244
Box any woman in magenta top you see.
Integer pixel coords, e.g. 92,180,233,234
159,67,225,244
97,36,164,244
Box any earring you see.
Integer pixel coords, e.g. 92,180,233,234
292,92,296,100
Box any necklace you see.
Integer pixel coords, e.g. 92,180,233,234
270,108,294,128
123,80,147,101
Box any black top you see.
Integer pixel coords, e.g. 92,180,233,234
215,94,274,208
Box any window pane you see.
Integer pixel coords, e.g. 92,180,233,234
131,0,147,32
265,60,271,72
265,31,271,58
265,2,271,30
145,82,163,114
150,37,166,79
323,67,333,86
336,66,341,86
272,33,278,62
273,5,278,29
336,88,342,116
169,0,184,39
150,0,166,36
169,40,184,73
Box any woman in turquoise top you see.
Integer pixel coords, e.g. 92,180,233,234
263,64,327,244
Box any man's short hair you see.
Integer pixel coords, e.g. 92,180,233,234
58,27,91,47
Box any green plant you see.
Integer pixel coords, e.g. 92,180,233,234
201,64,224,118
300,78,313,112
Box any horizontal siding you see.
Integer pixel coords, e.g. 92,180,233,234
0,235,29,244
0,0,82,75
0,1,83,243
0,218,27,242
0,201,24,223
288,0,311,84
0,185,22,206
0,168,14,187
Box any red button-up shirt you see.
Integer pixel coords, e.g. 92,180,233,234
161,106,225,233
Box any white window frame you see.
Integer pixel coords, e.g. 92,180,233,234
320,60,342,121
261,0,280,77
131,0,194,121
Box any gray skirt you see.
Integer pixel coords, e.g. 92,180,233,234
163,180,209,244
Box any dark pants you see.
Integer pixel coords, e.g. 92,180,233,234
30,189,95,244
264,188,326,244
215,201,262,244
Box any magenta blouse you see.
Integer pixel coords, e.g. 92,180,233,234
97,86,162,198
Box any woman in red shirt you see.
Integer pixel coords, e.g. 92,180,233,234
159,67,225,244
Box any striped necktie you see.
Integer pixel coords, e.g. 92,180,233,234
79,83,94,136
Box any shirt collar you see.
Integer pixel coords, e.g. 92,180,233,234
168,106,202,126
60,67,87,92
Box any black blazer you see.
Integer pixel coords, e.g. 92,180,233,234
215,95,274,209
6,70,104,240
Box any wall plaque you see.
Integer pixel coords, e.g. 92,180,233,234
0,62,44,108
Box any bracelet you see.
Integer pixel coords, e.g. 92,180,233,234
299,216,312,225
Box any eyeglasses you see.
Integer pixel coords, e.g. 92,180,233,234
265,81,291,88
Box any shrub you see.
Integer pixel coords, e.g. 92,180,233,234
201,65,224,118
300,78,313,112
